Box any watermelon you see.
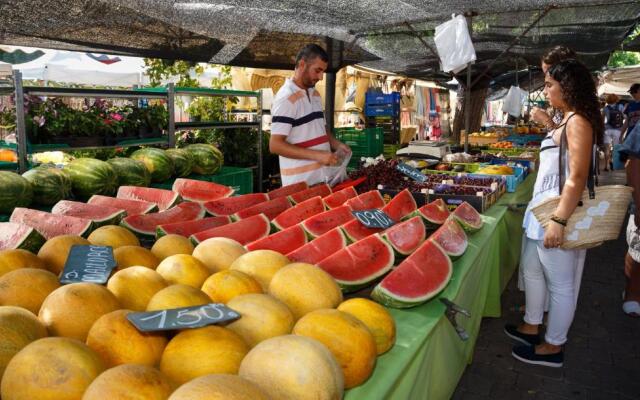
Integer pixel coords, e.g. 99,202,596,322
323,187,357,209
121,202,205,236
381,216,426,257
382,189,417,221
130,148,174,183
172,178,234,202
301,205,355,238
64,158,118,200
51,200,125,227
185,144,223,175
372,239,452,308
288,184,331,204
452,202,484,232
203,193,268,217
190,214,270,245
165,148,194,178
10,207,93,239
22,166,72,206
88,195,158,216
117,186,181,211
156,216,230,238
267,182,308,200
107,157,152,187
233,196,291,221
286,228,347,265
0,171,33,213
340,219,382,243
430,217,468,259
345,190,385,211
0,222,46,252
245,224,307,254
271,196,325,231
412,198,450,228
316,234,394,292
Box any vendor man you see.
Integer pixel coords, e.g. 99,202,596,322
269,44,350,186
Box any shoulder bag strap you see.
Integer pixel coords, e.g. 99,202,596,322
558,113,596,199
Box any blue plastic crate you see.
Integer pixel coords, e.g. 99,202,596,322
365,104,400,117
365,91,401,106
470,166,525,193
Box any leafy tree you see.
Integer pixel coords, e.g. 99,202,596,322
608,26,640,68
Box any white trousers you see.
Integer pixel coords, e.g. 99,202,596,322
521,237,587,345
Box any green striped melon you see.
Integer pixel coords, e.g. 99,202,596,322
165,148,194,178
107,157,151,187
64,158,118,200
130,148,174,183
0,171,33,214
185,143,223,175
22,166,72,206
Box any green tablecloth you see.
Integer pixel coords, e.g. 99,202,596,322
346,174,535,400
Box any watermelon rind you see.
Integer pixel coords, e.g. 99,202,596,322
0,222,46,252
0,171,33,213
203,193,268,217
381,216,426,257
107,157,152,188
130,148,174,183
184,143,223,175
267,181,308,200
117,186,181,211
9,207,94,239
323,186,357,209
164,148,194,178
64,158,118,200
430,217,468,259
288,184,331,204
452,202,484,232
121,202,205,236
88,195,158,216
51,200,126,227
286,228,347,265
345,190,385,211
411,198,450,228
301,205,355,239
189,214,270,245
271,196,326,231
245,224,308,254
172,178,234,202
156,216,231,239
22,166,72,206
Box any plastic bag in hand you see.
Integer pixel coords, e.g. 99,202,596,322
321,149,352,187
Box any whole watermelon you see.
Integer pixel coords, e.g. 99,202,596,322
0,171,33,213
165,148,194,178
107,157,151,187
130,148,174,183
185,143,223,175
22,166,73,205
64,158,118,200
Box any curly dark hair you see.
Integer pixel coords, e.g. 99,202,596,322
541,46,577,66
548,59,604,146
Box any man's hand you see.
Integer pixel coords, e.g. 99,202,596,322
316,151,338,166
333,141,351,155
531,107,552,128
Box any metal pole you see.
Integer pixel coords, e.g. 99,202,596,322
464,64,471,154
528,67,532,114
257,91,263,192
13,71,27,173
325,72,336,134
167,83,176,148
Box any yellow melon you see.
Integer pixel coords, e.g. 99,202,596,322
38,282,120,341
0,306,48,384
151,234,194,260
146,284,211,311
0,249,47,277
37,235,90,275
160,326,249,385
86,310,168,368
168,374,269,400
88,225,140,248
238,335,343,400
201,270,262,304
107,267,168,311
229,250,290,291
293,309,377,388
0,268,60,314
83,364,174,400
156,254,211,288
337,297,396,355
1,337,105,400
192,237,246,273
268,262,343,320
114,246,160,270
226,294,294,348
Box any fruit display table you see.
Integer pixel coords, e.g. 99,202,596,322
346,174,535,400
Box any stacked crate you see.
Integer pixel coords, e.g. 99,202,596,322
364,92,401,144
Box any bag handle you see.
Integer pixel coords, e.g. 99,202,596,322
558,113,596,200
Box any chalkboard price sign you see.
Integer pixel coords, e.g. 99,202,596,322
60,245,116,285
396,163,427,183
352,209,396,229
127,303,241,332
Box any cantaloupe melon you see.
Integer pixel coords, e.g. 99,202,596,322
83,364,174,400
0,249,47,277
146,284,211,311
338,297,396,355
168,374,269,400
107,267,168,311
37,235,90,275
151,234,194,260
201,270,262,304
192,237,246,273
226,294,294,348
229,250,290,291
0,268,60,314
87,225,140,248
0,306,47,385
156,254,210,288
113,245,160,270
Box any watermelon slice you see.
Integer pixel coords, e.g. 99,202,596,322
203,193,269,217
51,200,126,227
316,234,394,292
156,216,231,238
0,222,46,252
10,208,93,239
340,219,383,243
323,187,357,209
381,216,426,257
430,217,468,259
371,239,453,308
288,184,331,204
452,202,484,232
267,181,308,200
117,186,181,211
271,196,325,231
121,202,205,236
172,178,234,202
190,214,271,245
413,198,450,228
245,224,307,254
301,205,355,238
345,190,385,211
382,189,417,221
233,196,291,221
88,195,158,216
287,228,347,265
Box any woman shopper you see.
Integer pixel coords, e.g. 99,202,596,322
505,59,604,368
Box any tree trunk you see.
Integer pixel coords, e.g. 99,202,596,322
452,79,490,145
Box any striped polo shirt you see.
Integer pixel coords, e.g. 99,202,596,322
271,78,330,186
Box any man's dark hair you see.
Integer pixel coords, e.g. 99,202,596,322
541,46,577,66
295,44,329,67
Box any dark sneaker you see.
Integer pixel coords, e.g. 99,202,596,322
504,324,541,346
512,344,563,368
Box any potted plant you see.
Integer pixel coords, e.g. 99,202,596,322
140,104,168,138
121,105,143,141
67,106,102,147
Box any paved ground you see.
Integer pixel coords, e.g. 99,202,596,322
453,170,640,400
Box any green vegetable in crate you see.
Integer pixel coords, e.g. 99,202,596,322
107,157,151,187
0,171,33,213
22,166,73,206
64,158,118,199
130,147,174,182
184,143,223,175
165,148,194,178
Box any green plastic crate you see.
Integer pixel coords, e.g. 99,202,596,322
383,144,400,159
334,128,384,168
151,166,253,195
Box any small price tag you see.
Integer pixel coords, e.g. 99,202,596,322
60,245,116,285
127,303,241,332
396,163,427,183
352,209,395,229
